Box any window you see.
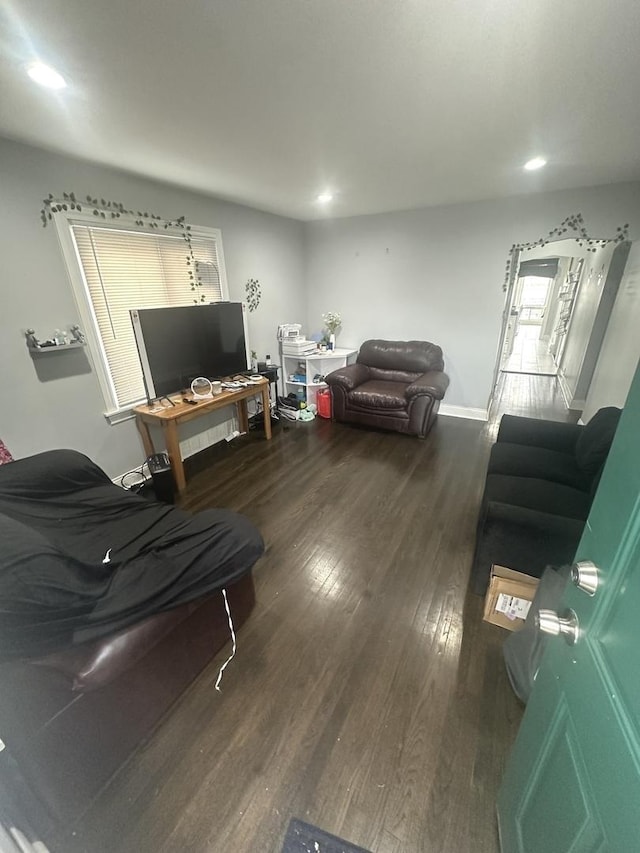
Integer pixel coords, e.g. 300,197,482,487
56,216,228,419
518,276,552,324
519,276,551,307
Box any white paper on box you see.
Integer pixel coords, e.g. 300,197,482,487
495,592,532,621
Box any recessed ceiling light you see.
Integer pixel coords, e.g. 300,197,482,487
316,192,334,204
524,157,547,171
27,62,67,90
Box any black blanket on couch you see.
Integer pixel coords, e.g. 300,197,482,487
0,450,264,660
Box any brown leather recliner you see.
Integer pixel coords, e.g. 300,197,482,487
325,339,449,437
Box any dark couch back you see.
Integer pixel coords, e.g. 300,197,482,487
357,339,444,383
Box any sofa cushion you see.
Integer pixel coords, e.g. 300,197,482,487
483,473,592,520
349,379,408,410
471,501,585,594
357,339,445,374
0,512,99,658
488,442,591,491
575,407,622,475
472,502,584,593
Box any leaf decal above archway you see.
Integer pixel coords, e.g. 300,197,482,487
503,214,630,290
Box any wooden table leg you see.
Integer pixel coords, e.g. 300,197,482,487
237,399,249,434
261,385,272,440
136,415,156,457
162,420,186,492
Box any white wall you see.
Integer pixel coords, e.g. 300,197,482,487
521,242,591,345
2,135,639,472
304,183,640,415
540,257,570,342
583,241,640,421
0,137,305,477
556,242,616,404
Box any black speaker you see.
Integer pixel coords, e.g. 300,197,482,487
146,453,175,504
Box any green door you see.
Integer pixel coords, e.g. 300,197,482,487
497,362,640,853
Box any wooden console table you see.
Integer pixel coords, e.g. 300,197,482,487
133,378,271,492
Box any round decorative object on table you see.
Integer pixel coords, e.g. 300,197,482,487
191,377,213,399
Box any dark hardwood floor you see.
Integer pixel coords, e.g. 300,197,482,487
491,372,575,422
56,378,571,853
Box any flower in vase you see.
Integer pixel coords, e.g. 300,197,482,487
322,311,342,334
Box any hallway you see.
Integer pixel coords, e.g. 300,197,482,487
487,371,575,443
501,326,557,376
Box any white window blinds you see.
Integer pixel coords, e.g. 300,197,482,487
71,224,224,410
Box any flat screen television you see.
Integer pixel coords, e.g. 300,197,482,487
130,302,250,401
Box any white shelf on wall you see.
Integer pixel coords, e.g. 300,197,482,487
25,327,87,357
282,347,357,407
28,342,86,355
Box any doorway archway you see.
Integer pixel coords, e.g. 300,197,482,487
488,215,630,419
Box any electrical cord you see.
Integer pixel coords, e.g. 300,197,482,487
119,462,150,490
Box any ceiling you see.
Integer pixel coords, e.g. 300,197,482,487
1,0,639,221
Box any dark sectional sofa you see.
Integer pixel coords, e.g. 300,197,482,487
0,449,263,838
471,407,622,595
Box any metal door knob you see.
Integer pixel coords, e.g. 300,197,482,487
571,560,599,596
536,608,580,645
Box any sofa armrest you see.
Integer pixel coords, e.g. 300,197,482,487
325,363,369,391
406,370,450,401
497,415,582,453
0,449,111,498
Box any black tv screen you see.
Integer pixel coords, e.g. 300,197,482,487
130,302,250,400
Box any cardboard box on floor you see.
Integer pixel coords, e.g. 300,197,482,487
483,565,540,632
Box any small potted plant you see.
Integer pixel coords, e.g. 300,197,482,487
322,311,342,350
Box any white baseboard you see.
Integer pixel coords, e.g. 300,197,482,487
556,373,585,412
439,404,488,421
